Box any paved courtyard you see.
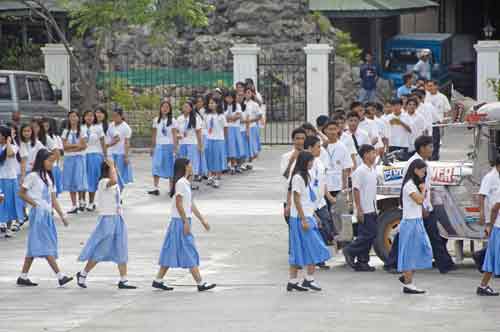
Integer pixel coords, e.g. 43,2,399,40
0,127,499,332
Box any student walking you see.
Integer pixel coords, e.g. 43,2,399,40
152,158,216,292
106,108,133,192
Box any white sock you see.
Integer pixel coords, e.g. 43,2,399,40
155,278,163,284
197,279,204,286
20,273,28,279
289,278,299,284
80,270,88,277
120,275,127,282
56,272,64,280
305,275,314,282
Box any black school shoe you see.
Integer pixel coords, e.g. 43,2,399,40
147,189,160,196
197,282,216,292
76,272,87,288
58,276,74,287
118,281,137,289
286,282,308,292
403,286,426,294
355,263,376,272
477,286,500,296
301,279,322,291
16,277,38,287
152,281,174,291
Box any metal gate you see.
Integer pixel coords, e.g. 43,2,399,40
258,53,306,145
328,52,336,118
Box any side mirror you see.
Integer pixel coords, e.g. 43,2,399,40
54,89,62,102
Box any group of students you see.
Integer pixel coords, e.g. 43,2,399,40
148,79,264,194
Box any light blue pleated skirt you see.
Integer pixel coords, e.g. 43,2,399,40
26,208,58,258
86,153,104,193
255,124,262,152
249,126,260,157
239,130,248,159
78,215,128,264
0,178,23,223
62,155,88,192
206,139,227,172
152,144,174,178
52,165,63,196
158,217,200,268
112,154,133,190
483,226,500,275
398,218,433,272
288,216,331,267
15,175,26,220
179,144,203,177
226,127,245,159
199,136,208,176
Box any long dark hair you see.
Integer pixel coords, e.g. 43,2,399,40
223,90,237,112
194,95,205,119
42,117,57,139
0,126,12,166
6,123,22,163
183,100,197,129
158,100,173,126
400,159,427,208
82,110,94,127
32,119,47,146
206,96,223,115
65,110,81,139
95,106,109,134
32,148,54,187
20,123,36,147
170,158,191,198
289,151,314,190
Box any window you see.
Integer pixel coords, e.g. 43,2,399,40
0,76,12,100
16,76,29,101
28,77,42,101
40,79,54,101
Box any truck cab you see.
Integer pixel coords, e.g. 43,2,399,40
381,33,453,93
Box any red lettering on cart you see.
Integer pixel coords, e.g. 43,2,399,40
432,167,456,184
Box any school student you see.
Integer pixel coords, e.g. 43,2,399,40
16,149,73,287
244,88,262,168
42,118,63,196
352,102,378,146
343,145,378,272
405,97,426,156
237,92,250,170
224,90,245,173
62,111,88,214
287,151,331,292
77,159,136,289
424,80,450,161
19,124,44,175
387,98,412,161
343,111,370,170
315,115,329,144
95,107,109,139
194,96,209,181
106,108,133,192
206,97,228,188
152,158,216,292
149,100,177,196
9,124,27,232
82,110,106,211
398,159,433,294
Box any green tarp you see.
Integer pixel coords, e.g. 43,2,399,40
309,0,438,17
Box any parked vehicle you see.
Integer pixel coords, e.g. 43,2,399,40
0,70,66,125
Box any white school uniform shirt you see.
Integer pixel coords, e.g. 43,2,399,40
407,112,426,152
358,118,379,145
351,163,377,214
280,149,296,202
342,129,370,168
197,108,208,137
425,92,450,122
106,122,132,155
20,140,45,172
387,112,411,148
0,144,19,179
403,152,432,212
97,178,122,216
225,104,242,128
416,103,436,134
479,168,500,221
22,172,54,211
402,181,423,219
375,116,390,140
206,113,227,140
152,117,175,145
310,156,327,209
245,100,261,128
290,174,316,218
489,189,500,228
44,135,57,151
240,110,249,132
62,129,87,157
171,177,192,218
82,124,105,154
176,114,202,145
320,141,352,191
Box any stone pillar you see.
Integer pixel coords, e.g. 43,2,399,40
304,44,333,124
230,44,261,88
41,44,72,111
474,40,500,102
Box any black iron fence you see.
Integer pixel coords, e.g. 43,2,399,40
328,51,336,118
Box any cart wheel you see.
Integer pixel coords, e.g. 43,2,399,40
374,209,402,262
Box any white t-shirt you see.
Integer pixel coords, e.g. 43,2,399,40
320,141,352,191
425,92,450,122
310,157,327,209
20,140,45,172
196,108,208,137
407,112,426,152
171,177,192,218
22,172,54,211
62,129,87,157
45,135,57,151
0,144,19,179
416,103,435,133
97,178,122,216
402,181,423,219
152,117,175,145
342,129,370,168
225,104,242,128
387,113,412,148
107,122,132,155
351,163,377,214
82,124,105,154
404,153,432,212
375,116,390,140
358,118,379,145
290,174,316,218
245,100,261,128
177,114,202,145
240,109,249,132
206,113,227,140
479,168,500,221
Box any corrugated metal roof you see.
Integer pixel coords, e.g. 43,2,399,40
309,0,438,17
0,0,67,13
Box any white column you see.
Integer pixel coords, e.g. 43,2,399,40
474,40,500,102
230,44,260,88
41,43,72,111
304,44,333,124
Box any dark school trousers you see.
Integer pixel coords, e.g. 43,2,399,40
315,205,337,244
432,126,441,161
345,213,377,264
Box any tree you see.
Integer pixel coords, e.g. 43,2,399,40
9,0,214,110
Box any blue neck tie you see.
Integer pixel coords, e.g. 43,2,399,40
308,185,317,202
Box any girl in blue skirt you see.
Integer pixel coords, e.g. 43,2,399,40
62,111,88,214
152,158,216,292
287,151,331,292
398,159,433,294
224,90,244,174
177,100,203,190
206,96,227,188
237,92,249,170
41,118,63,196
148,100,178,196
244,88,263,168
16,149,73,287
76,159,136,289
19,124,44,175
106,108,133,192
194,96,209,182
82,110,106,211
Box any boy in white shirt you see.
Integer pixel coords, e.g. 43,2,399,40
352,102,378,146
425,80,450,160
343,112,370,169
387,98,412,161
405,97,426,156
